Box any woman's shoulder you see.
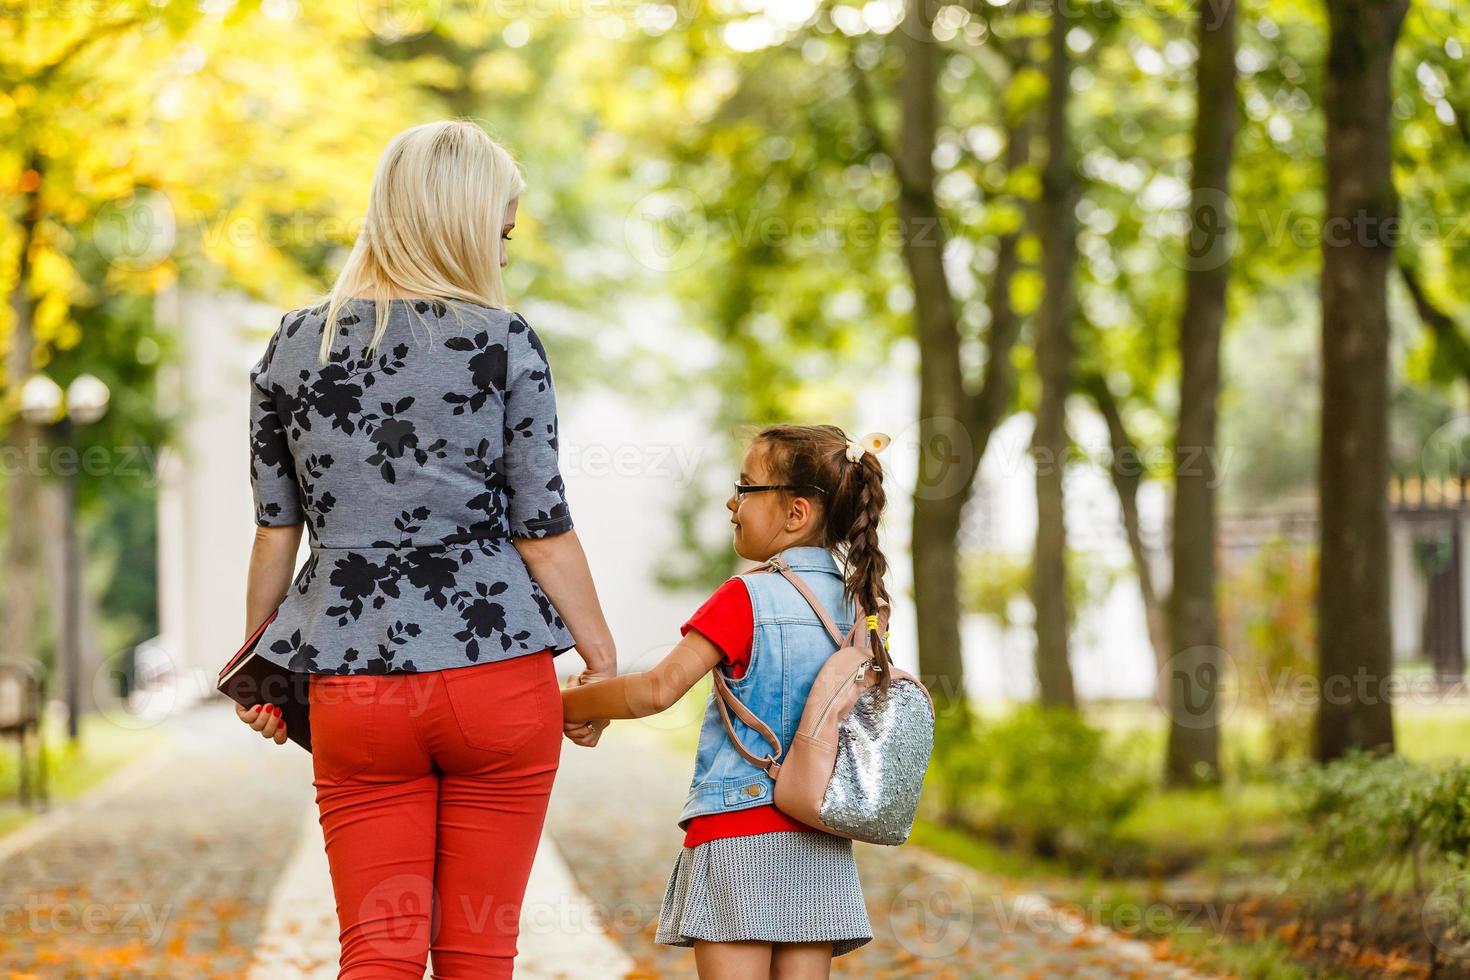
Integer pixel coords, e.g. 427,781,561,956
276,296,525,326
277,300,330,337
267,297,529,352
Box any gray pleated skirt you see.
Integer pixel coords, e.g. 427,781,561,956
655,829,873,957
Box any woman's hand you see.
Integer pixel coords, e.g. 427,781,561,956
236,703,289,745
561,671,609,748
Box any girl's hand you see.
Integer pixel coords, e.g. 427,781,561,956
575,661,616,685
562,671,609,747
236,702,289,745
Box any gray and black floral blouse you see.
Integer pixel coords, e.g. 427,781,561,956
247,296,576,674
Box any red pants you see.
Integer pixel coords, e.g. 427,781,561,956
308,650,562,979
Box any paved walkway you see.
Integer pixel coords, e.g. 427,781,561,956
0,699,632,979
0,700,314,977
0,698,1219,979
545,720,1219,980
246,804,633,979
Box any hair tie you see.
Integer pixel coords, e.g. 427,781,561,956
844,431,892,464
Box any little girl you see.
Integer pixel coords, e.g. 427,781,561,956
561,423,892,979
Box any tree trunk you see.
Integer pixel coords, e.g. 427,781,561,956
896,0,1027,721
1081,373,1172,691
1316,0,1407,762
899,0,972,719
1030,2,1077,709
4,150,42,670
1165,0,1239,786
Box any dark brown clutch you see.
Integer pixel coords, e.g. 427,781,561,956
217,610,313,752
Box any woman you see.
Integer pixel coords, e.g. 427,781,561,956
236,120,612,979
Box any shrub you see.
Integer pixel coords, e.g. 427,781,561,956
1287,751,1470,897
965,705,1148,864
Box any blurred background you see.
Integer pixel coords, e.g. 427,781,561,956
1,0,1469,977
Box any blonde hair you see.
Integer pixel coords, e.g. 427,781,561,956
317,119,527,363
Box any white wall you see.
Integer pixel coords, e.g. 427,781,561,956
154,286,286,700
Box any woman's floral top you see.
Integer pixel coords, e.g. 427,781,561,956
248,297,576,674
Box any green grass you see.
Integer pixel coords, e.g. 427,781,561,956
912,819,1337,979
1112,781,1290,857
0,710,167,838
1086,696,1470,769
1161,924,1347,980
1396,703,1470,761
909,818,1074,883
965,696,1470,873
919,691,1470,979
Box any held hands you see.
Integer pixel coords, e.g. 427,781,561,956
235,703,289,745
562,666,611,748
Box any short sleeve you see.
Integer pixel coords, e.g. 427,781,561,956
503,313,574,538
248,322,305,527
680,578,755,675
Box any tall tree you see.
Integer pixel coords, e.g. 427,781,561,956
1316,0,1408,761
898,0,1030,719
1030,0,1078,708
5,146,43,671
1164,0,1240,786
0,3,428,681
3,13,152,670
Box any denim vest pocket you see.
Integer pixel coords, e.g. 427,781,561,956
309,675,377,784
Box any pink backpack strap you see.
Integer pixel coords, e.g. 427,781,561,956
762,555,845,645
710,670,782,775
765,554,891,648
710,555,890,771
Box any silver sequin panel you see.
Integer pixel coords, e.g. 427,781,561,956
818,678,935,845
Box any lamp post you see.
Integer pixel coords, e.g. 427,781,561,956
20,373,111,744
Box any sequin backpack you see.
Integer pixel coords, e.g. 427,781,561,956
710,555,936,846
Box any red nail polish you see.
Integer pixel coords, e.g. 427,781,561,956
272,705,282,717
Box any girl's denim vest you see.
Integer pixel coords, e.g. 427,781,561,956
677,545,854,829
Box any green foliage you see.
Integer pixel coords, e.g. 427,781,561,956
1286,751,1470,901
943,705,1148,864
1219,537,1318,763
652,477,743,595
925,704,985,823
962,550,1032,626
962,547,1125,629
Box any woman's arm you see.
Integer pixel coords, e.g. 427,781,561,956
239,522,303,745
514,530,617,676
561,630,724,722
245,523,303,640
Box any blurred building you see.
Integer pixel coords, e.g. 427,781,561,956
152,286,285,708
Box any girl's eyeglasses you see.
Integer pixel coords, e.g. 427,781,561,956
733,482,826,498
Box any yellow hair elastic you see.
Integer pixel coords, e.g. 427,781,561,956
865,614,880,633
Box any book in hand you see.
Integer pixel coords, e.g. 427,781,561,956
218,610,313,753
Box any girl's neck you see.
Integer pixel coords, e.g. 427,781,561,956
766,539,825,559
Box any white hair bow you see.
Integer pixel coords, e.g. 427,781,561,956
844,431,892,463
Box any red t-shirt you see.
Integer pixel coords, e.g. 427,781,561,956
679,578,816,847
